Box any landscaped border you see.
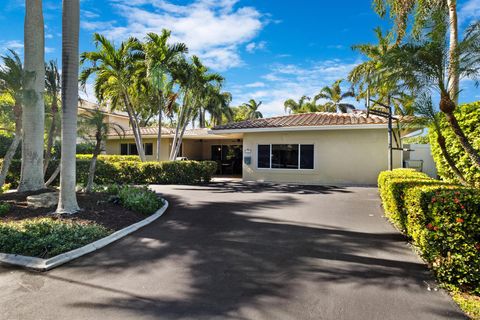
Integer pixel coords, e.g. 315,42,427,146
0,200,169,271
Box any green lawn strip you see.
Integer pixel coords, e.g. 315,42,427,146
452,292,480,320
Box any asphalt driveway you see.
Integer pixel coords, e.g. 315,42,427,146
0,182,466,320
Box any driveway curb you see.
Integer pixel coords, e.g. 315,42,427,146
0,200,169,271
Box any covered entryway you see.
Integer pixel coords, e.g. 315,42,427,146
211,144,243,176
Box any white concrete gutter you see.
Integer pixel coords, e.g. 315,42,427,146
0,200,169,271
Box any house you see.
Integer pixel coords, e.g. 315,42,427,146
105,111,412,186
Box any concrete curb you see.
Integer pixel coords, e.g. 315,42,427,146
0,200,169,271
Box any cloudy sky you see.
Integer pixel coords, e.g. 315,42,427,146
1,0,479,116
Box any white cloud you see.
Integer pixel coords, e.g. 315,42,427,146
245,41,266,53
459,0,480,25
231,59,361,116
1,40,23,50
245,81,265,88
84,0,265,70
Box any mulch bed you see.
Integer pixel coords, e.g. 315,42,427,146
0,189,149,231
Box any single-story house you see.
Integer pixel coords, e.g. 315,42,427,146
105,111,413,186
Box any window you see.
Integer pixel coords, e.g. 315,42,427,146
257,144,314,170
120,143,153,156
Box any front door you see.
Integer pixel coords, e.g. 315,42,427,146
211,145,242,175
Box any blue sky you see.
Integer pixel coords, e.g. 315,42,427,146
1,0,479,116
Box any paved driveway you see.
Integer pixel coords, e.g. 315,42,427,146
0,182,466,320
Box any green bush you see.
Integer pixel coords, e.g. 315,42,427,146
0,156,217,187
0,218,110,258
429,102,480,187
0,202,10,215
116,186,163,215
378,169,480,294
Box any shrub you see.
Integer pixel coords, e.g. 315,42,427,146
117,186,162,215
0,156,217,187
378,169,480,295
0,202,10,215
0,218,110,258
429,102,480,187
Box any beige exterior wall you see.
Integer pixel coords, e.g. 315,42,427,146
105,137,172,161
242,129,402,186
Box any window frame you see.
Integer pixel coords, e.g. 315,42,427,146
256,143,315,170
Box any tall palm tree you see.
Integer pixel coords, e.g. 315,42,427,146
315,79,356,113
78,110,124,193
56,0,80,214
44,60,61,175
0,50,23,188
382,17,480,168
80,34,147,161
242,99,263,119
204,89,233,127
19,0,45,192
411,94,468,186
144,30,187,161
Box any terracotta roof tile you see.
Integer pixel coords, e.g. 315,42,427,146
212,111,412,130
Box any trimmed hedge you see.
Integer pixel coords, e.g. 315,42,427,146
1,156,217,187
378,169,480,294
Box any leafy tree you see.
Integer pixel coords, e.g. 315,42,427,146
204,89,233,127
0,50,23,188
57,0,80,214
78,110,124,193
19,0,45,192
242,99,263,119
80,34,147,161
315,79,355,113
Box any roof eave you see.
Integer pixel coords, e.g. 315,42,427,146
210,124,390,134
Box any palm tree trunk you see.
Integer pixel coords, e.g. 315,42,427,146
57,0,80,214
122,95,146,161
170,95,187,160
85,136,101,193
19,0,45,192
45,164,60,187
436,130,468,186
156,106,162,162
444,111,480,168
0,103,22,187
44,97,58,175
447,0,459,104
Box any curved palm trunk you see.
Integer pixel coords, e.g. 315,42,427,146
85,135,102,193
436,130,468,186
0,103,22,187
447,0,459,104
57,0,80,214
122,95,146,161
44,97,58,175
19,0,45,192
444,111,480,168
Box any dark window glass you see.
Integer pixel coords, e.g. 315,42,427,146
129,143,138,155
258,145,270,168
145,143,153,156
120,144,128,155
300,145,314,169
272,144,299,169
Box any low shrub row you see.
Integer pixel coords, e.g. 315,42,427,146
378,169,480,295
1,156,217,187
96,185,164,215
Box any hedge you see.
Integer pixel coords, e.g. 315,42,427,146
429,102,480,187
378,169,480,294
1,155,217,187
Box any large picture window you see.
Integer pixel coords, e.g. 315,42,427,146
120,143,153,156
257,144,314,170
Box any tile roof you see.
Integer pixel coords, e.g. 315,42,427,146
108,127,211,137
212,111,411,130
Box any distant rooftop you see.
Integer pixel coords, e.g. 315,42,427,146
79,99,130,119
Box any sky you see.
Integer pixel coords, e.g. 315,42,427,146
1,0,479,117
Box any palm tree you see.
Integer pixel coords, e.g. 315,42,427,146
284,95,311,114
242,99,263,119
44,60,61,175
19,0,45,192
78,110,124,192
315,80,356,113
56,0,80,214
0,50,23,188
204,88,233,127
411,94,468,186
80,34,147,161
382,17,480,168
144,30,187,161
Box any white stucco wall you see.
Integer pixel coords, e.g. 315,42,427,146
241,129,402,186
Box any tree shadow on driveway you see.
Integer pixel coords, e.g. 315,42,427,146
16,185,465,320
